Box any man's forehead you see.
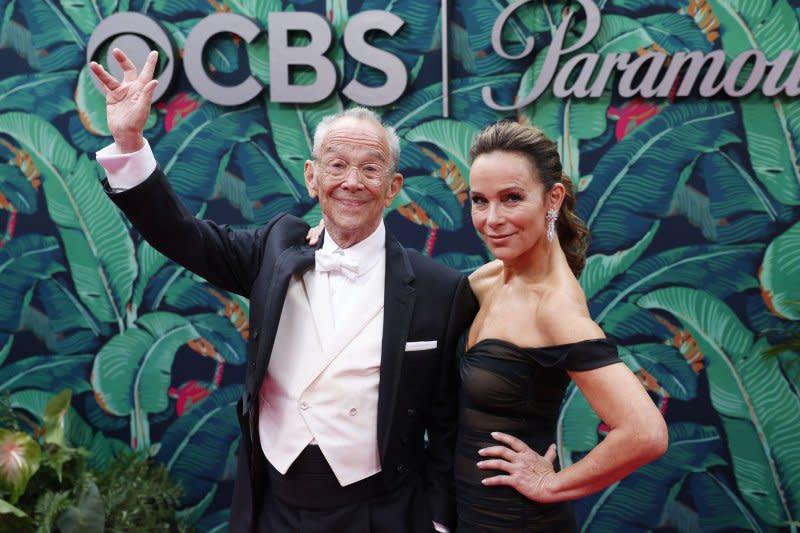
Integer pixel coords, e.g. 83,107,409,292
320,118,390,158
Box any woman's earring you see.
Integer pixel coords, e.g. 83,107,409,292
545,209,558,242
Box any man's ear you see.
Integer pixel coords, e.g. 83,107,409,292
304,160,318,199
384,172,404,207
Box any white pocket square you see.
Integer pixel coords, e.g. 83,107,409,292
405,340,437,351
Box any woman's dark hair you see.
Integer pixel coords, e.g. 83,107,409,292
469,121,589,277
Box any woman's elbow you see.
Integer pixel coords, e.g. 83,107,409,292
638,415,669,462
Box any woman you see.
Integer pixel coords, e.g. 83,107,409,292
307,121,668,531
456,121,667,531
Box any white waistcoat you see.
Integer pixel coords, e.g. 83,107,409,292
258,256,385,486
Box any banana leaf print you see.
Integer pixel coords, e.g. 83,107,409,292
574,423,765,532
2,1,799,530
760,221,800,320
153,104,267,212
0,112,136,330
155,385,241,510
578,102,740,254
672,147,793,244
638,287,800,527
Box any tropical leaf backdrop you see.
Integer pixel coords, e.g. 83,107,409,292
0,0,798,531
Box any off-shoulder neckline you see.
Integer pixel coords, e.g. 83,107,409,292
466,337,610,353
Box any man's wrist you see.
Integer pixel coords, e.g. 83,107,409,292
115,135,145,154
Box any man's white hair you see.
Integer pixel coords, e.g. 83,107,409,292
311,107,401,174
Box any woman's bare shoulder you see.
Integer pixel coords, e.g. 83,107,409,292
469,260,503,302
538,283,604,344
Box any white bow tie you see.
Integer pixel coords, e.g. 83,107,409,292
315,248,360,280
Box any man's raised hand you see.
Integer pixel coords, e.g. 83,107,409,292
89,48,159,153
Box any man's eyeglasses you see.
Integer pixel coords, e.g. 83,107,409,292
316,158,388,183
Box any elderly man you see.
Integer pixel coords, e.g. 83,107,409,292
90,49,476,532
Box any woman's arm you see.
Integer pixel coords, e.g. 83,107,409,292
478,363,667,503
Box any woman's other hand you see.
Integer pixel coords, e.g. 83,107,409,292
306,219,325,246
477,432,559,503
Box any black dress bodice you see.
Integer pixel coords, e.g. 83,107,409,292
456,337,620,532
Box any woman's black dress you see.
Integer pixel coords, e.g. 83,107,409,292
456,337,620,532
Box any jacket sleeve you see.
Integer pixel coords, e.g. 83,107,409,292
105,167,281,296
424,274,478,528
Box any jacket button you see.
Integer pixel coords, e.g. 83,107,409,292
300,401,309,410
396,464,405,473
407,409,416,416
349,408,357,416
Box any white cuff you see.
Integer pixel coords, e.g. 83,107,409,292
95,139,157,191
433,520,449,532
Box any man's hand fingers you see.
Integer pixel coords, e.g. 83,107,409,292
112,48,139,82
89,62,120,92
478,445,515,461
139,50,159,83
143,79,159,100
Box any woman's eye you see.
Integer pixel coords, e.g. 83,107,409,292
505,194,522,202
470,196,486,205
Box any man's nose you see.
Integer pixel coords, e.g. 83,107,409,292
341,166,363,188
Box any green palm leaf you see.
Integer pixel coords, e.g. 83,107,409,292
400,175,463,231
91,312,199,450
187,313,246,365
759,221,800,320
0,71,76,119
154,104,267,212
0,235,63,332
578,102,739,253
31,277,108,353
234,139,312,225
581,221,659,301
685,470,767,532
596,13,711,54
0,112,137,330
265,98,342,181
404,119,479,185
638,288,800,526
707,0,800,206
690,149,791,243
384,76,516,132
0,162,38,215
572,423,744,532
60,0,122,36
18,1,85,71
620,343,698,401
0,354,93,394
592,243,764,325
155,385,241,506
131,241,169,319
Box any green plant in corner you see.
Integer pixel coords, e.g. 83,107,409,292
0,389,102,533
95,451,187,532
0,390,191,532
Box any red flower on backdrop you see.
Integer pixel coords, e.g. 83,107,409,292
156,93,200,132
169,380,211,416
608,98,661,141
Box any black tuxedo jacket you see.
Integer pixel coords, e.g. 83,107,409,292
106,169,478,532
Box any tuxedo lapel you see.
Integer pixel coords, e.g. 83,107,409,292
377,234,415,459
